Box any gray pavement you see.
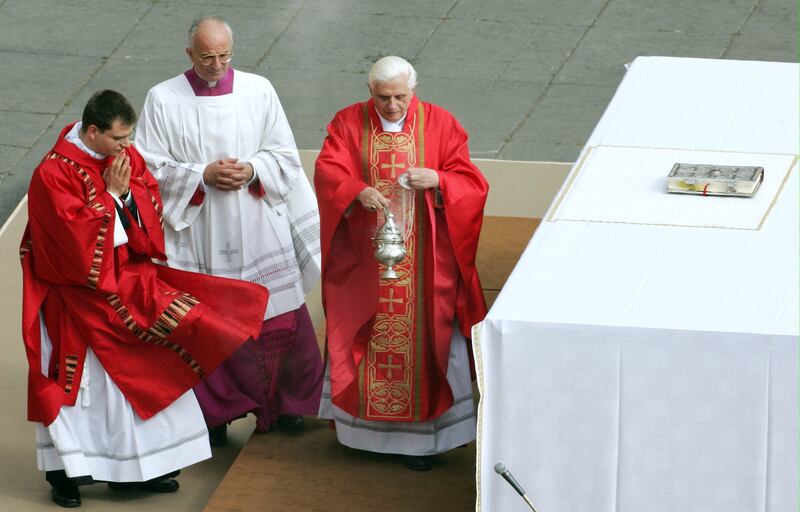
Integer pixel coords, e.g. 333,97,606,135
0,0,796,226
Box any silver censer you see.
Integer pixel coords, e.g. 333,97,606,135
372,208,407,280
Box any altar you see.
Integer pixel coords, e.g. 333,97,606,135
474,57,799,512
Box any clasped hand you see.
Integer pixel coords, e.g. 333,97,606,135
103,152,131,197
204,158,254,191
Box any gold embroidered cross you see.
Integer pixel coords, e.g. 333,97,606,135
381,153,405,178
379,288,403,312
378,354,403,380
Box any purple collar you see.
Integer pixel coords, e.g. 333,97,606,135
184,67,234,96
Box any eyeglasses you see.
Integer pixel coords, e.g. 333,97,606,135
197,52,233,65
111,132,134,143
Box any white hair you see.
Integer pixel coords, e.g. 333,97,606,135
188,16,233,47
368,56,417,89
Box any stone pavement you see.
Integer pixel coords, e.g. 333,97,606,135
0,0,795,226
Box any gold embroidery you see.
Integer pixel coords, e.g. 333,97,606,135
106,293,206,377
413,189,426,421
361,104,370,184
48,152,111,289
381,153,406,178
63,355,79,393
378,288,403,313
143,181,164,227
362,106,427,421
413,102,426,421
19,239,32,261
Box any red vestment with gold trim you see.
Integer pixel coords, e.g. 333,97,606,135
315,97,488,422
21,123,269,426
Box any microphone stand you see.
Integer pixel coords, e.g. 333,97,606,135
520,494,538,512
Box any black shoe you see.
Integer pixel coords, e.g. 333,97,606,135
209,424,228,447
51,485,81,508
108,478,179,493
402,455,433,471
276,415,305,432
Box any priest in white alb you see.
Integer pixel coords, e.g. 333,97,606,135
135,15,323,442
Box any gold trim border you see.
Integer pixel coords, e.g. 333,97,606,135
360,103,370,183
598,143,798,156
358,102,370,418
546,145,799,231
545,146,593,223
413,102,425,421
51,153,112,289
359,102,427,421
758,154,798,230
472,322,485,512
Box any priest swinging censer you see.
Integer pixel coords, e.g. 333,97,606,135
372,173,414,280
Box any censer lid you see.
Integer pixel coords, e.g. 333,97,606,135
373,210,403,241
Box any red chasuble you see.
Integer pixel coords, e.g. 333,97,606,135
21,123,269,426
315,97,488,422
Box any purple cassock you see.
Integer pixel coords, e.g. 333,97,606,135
194,305,323,432
185,67,324,432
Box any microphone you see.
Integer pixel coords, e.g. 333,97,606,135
494,462,539,512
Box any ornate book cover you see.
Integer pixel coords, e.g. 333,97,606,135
667,163,764,197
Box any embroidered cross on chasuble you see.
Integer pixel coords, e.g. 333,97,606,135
358,103,429,421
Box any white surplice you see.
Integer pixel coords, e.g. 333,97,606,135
135,70,320,319
35,125,211,482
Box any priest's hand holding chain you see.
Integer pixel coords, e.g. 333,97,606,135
405,167,439,190
356,187,390,212
103,151,131,197
204,158,254,191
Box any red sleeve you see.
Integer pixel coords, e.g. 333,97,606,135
127,146,167,260
19,234,64,425
189,187,206,205
27,159,118,292
437,114,488,279
22,158,119,424
314,111,370,265
434,111,489,336
314,105,381,357
248,178,266,198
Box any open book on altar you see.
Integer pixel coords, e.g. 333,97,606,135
667,163,764,197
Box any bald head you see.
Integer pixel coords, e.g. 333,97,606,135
188,16,233,47
186,16,234,82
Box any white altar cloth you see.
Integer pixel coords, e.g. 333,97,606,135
474,57,798,512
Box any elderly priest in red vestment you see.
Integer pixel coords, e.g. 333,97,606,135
315,56,489,471
20,90,268,508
